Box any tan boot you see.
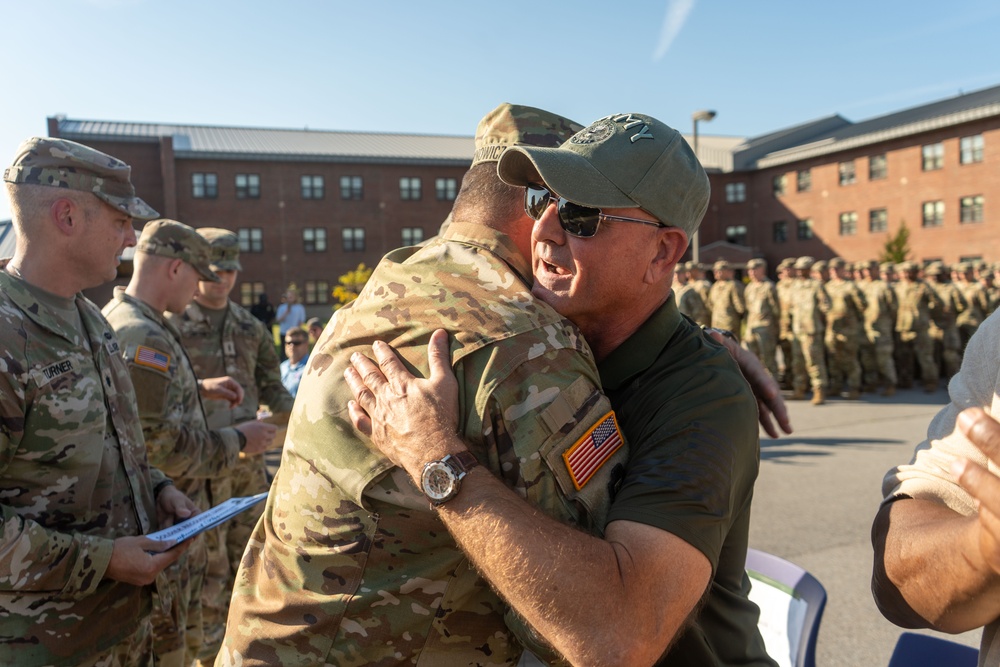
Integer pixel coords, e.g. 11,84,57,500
881,385,896,397
811,387,826,405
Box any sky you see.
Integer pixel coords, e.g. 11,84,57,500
2,0,1000,220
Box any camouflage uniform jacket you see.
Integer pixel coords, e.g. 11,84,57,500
825,280,867,335
789,279,831,336
744,280,779,331
223,221,627,667
102,288,241,509
859,279,897,339
957,281,989,329
927,282,966,332
895,281,939,339
776,278,795,338
708,279,746,332
167,300,294,430
0,269,163,664
675,283,711,326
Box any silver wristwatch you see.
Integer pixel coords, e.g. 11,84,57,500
421,451,479,505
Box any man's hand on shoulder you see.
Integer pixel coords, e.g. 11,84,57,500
345,328,462,482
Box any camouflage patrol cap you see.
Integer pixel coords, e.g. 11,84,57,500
471,104,584,167
898,261,917,273
713,259,732,271
777,257,795,270
794,256,815,269
3,136,158,220
828,257,846,269
747,258,766,269
924,262,945,276
879,261,895,273
812,260,828,272
498,112,710,238
197,227,242,272
137,219,220,282
953,261,970,273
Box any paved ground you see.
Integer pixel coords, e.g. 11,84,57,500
750,386,980,666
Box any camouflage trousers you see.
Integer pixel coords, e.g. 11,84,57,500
744,326,778,378
199,455,270,663
930,325,963,378
777,335,794,386
895,331,937,387
861,333,896,388
792,334,828,392
825,331,861,393
153,534,207,667
78,617,153,667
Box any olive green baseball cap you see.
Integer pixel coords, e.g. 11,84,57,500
472,103,584,167
3,136,158,220
497,112,710,238
198,227,242,272
137,219,220,282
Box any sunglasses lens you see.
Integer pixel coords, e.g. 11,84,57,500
525,185,551,220
558,200,601,238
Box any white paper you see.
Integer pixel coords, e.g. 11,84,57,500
147,492,268,545
747,572,809,667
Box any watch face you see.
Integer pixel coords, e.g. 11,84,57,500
422,462,458,502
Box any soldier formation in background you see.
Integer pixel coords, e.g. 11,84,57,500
680,255,1000,406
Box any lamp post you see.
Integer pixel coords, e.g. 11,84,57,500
691,109,716,264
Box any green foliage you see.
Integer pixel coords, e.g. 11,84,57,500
879,220,911,263
332,263,373,309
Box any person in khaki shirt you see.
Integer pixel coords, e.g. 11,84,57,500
708,259,746,339
743,257,780,378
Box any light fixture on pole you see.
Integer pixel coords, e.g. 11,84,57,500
691,109,716,264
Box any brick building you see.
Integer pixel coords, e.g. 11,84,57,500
695,83,1000,270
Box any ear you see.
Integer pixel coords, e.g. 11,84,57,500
50,197,80,237
645,228,689,285
168,258,186,278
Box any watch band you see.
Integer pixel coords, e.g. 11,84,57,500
449,450,479,476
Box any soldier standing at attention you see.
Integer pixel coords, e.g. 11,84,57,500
924,262,965,380
675,260,711,326
824,257,867,399
955,262,989,349
789,256,830,405
858,261,898,396
775,257,797,388
708,259,746,339
894,262,940,392
0,137,198,666
743,258,780,378
689,260,714,324
103,219,276,666
164,227,292,666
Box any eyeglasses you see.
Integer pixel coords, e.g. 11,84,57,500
284,340,307,346
524,184,667,238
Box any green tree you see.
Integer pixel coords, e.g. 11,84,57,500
879,220,911,263
332,263,373,309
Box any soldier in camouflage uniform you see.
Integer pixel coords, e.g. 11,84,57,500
688,261,714,324
103,219,276,667
674,260,711,326
775,257,797,388
858,261,898,396
824,258,867,399
924,262,965,379
955,262,989,349
221,104,634,666
167,228,295,665
708,259,746,339
894,262,940,391
787,256,830,405
743,258,780,378
0,137,198,666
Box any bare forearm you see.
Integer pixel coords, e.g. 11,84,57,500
874,499,1000,632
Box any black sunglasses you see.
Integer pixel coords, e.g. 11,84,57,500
524,184,667,238
285,339,307,346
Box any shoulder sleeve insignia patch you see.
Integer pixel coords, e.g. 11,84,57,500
134,345,171,373
562,410,624,490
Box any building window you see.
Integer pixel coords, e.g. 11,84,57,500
435,178,457,201
237,227,262,253
960,195,984,223
303,228,327,252
797,218,814,240
304,280,330,305
869,208,888,233
239,282,265,307
772,174,786,197
400,177,422,201
725,182,746,203
192,172,218,199
922,143,944,171
922,200,945,227
301,175,325,200
839,211,858,236
343,227,365,252
961,135,984,164
772,221,787,243
340,176,363,200
401,227,424,246
796,169,811,192
838,161,856,186
235,174,260,199
869,154,887,180
959,255,983,264
725,225,748,245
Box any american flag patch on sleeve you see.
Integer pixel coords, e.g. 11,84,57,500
562,411,623,490
135,345,171,373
